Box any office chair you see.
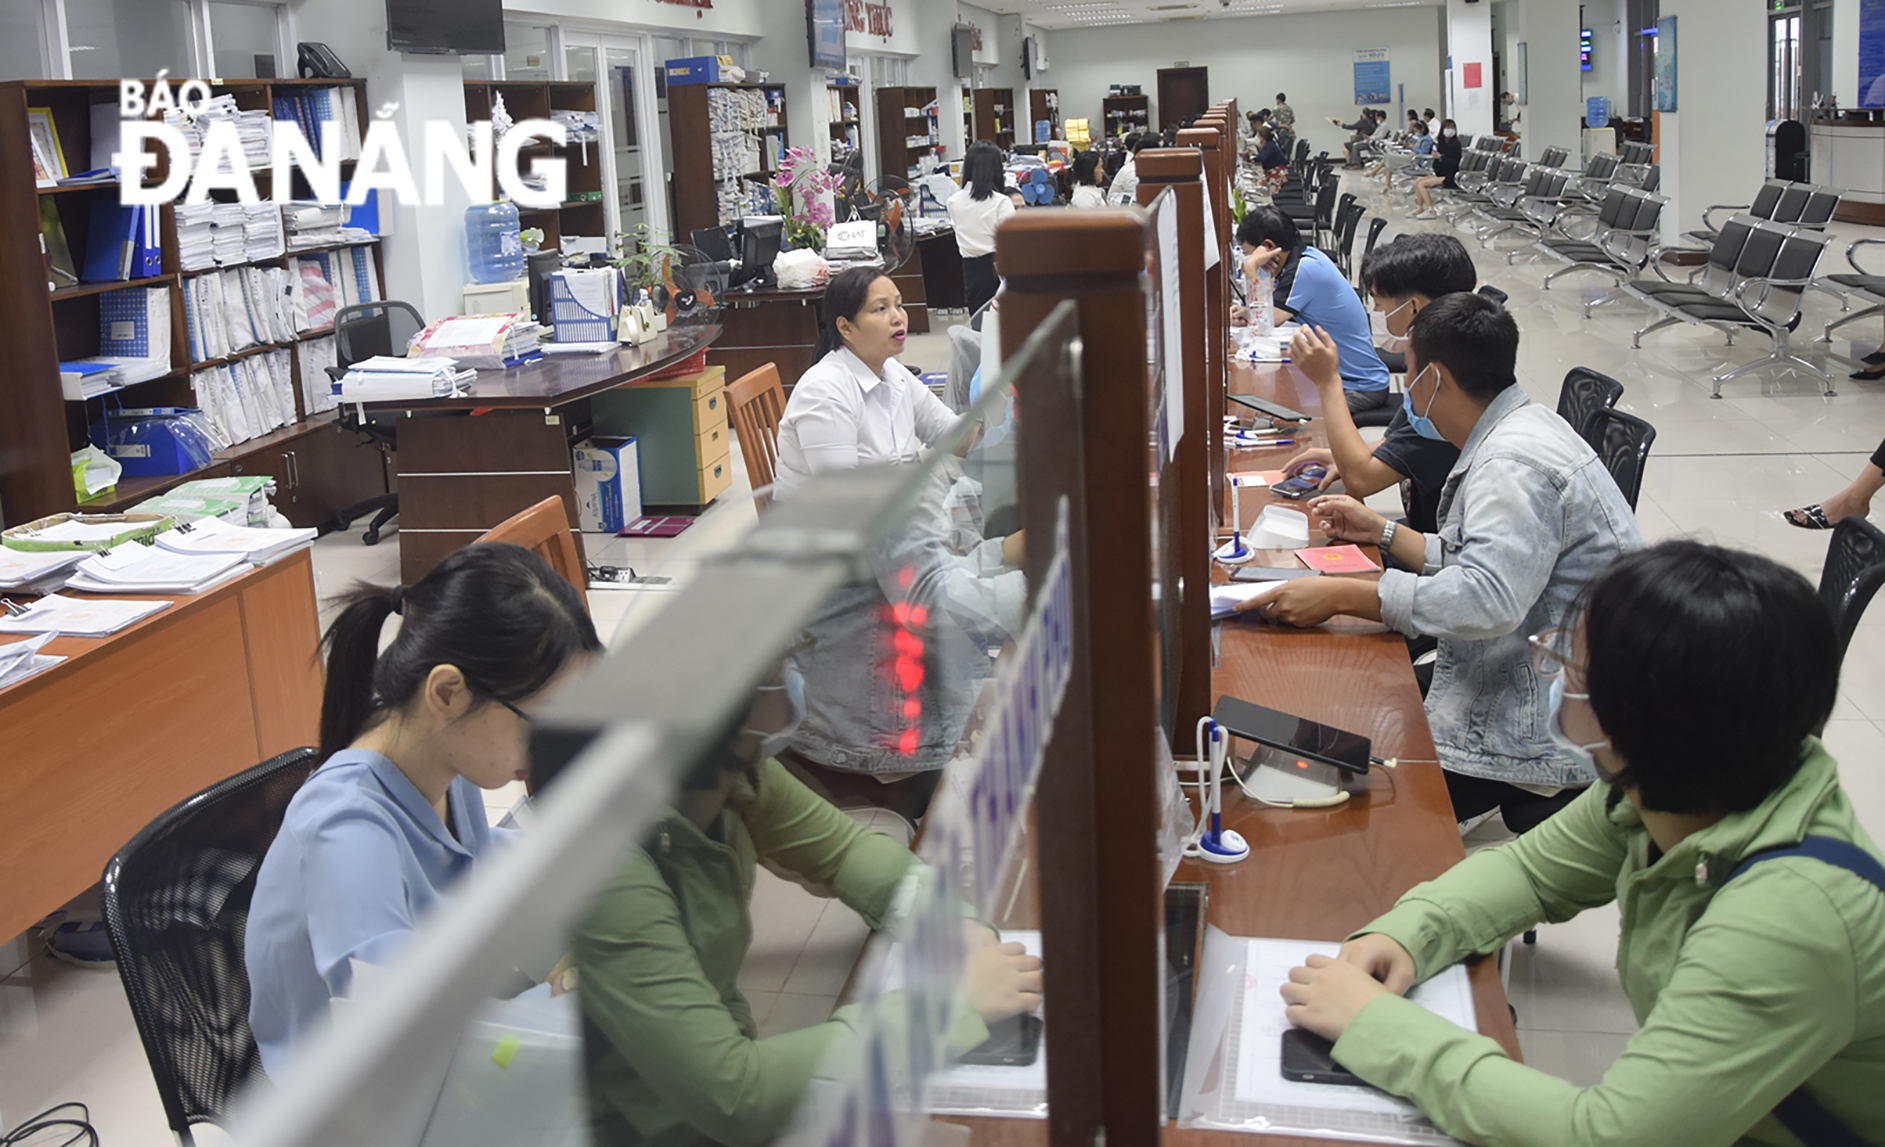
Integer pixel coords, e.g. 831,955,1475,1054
101,746,323,1145
476,495,589,612
1556,366,1625,444
726,363,787,513
325,300,426,545
1820,514,1885,664
1585,406,1657,512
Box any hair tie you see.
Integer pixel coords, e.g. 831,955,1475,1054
388,585,406,615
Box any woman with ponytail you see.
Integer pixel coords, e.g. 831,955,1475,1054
246,542,601,1074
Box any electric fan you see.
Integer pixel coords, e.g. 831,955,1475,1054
651,244,726,328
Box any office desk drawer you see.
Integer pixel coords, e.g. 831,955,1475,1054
694,422,728,468
697,385,726,429
698,451,732,504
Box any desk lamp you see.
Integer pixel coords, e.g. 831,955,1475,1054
1188,719,1250,865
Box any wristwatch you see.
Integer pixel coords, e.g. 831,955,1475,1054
1380,520,1398,551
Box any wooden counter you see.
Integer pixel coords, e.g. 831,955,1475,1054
0,550,323,943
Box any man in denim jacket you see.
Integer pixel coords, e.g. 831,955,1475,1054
1245,293,1641,819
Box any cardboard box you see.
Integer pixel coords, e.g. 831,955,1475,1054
664,56,726,85
572,437,642,534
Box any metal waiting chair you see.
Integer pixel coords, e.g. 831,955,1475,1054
1557,190,1667,307
1821,515,1885,664
325,300,426,545
1584,406,1656,511
1811,236,1885,348
102,747,324,1145
1556,367,1625,443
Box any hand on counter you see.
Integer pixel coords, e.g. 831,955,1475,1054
1235,575,1374,626
963,931,1044,1023
1288,325,1344,392
1280,952,1394,1042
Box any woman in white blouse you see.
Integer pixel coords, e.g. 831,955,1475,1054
946,140,1017,315
772,266,961,500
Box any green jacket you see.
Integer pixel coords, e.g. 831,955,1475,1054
573,758,981,1147
1337,740,1885,1146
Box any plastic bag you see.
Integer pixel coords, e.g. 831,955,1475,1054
70,446,121,501
774,248,830,291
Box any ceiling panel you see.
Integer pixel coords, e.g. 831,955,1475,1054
983,0,1441,32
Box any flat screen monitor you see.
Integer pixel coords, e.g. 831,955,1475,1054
387,0,505,55
691,226,736,263
952,27,975,80
739,218,783,289
807,0,846,71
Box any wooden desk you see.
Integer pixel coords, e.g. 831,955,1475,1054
707,288,825,392
919,231,966,312
360,325,719,584
0,550,322,943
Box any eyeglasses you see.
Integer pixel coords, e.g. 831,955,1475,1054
1527,628,1582,680
499,700,532,724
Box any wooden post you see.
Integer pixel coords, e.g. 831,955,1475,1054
1177,124,1229,516
1135,150,1213,741
1000,210,1163,1147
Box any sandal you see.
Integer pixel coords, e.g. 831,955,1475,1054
1784,504,1835,530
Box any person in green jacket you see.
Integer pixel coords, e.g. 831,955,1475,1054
571,670,1043,1147
1280,540,1885,1146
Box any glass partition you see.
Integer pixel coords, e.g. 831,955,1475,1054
230,303,1080,1147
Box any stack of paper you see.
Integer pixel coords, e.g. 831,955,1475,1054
409,314,542,370
0,547,87,593
12,518,163,547
131,492,251,525
67,546,248,595
191,349,297,448
0,632,63,690
155,518,315,563
283,201,348,249
174,203,218,271
0,593,171,637
243,204,285,260
336,356,475,402
59,360,123,400
171,476,280,526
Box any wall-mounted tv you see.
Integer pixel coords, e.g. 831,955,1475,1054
387,0,505,55
1580,28,1593,72
808,0,846,70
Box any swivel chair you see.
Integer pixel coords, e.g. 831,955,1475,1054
325,301,426,545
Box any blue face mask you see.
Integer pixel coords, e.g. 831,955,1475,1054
1544,674,1614,782
1402,364,1446,441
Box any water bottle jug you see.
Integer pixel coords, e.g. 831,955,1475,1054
1251,268,1275,335
466,201,525,284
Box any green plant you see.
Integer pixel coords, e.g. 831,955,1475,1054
609,223,688,290
1231,185,1249,227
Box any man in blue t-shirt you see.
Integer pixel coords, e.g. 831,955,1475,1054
1235,207,1392,415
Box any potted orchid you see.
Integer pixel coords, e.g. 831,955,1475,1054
772,146,838,252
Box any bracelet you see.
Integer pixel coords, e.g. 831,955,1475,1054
1380,520,1398,551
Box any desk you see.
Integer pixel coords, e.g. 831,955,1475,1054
919,231,966,312
0,550,322,944
361,325,718,584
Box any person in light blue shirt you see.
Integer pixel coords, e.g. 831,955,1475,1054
1235,206,1392,414
245,542,601,1076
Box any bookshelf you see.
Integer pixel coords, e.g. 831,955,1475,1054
873,86,940,181
1028,89,1061,145
668,82,789,243
463,81,604,254
0,77,394,528
972,88,1016,151
827,82,862,165
1102,94,1151,141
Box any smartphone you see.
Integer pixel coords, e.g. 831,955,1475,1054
1228,566,1322,584
1280,1027,1363,1086
958,1013,1044,1067
1270,464,1326,500
1228,393,1310,423
1210,696,1372,775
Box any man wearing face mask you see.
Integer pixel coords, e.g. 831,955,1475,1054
1279,234,1475,536
572,660,1045,1146
1243,293,1640,820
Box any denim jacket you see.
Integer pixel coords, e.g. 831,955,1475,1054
1377,386,1641,787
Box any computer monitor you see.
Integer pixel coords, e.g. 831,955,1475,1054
690,226,735,263
524,249,561,324
738,218,784,290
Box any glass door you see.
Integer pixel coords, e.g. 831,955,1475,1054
1770,10,1803,121
565,33,669,246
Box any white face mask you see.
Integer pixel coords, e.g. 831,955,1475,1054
1443,127,1458,138
1369,298,1414,353
1545,675,1613,781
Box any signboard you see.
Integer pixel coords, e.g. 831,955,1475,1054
1654,15,1677,112
1862,0,1885,107
1353,48,1390,105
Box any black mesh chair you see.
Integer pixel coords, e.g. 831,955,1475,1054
1820,514,1885,663
1585,406,1657,511
325,301,427,545
1556,366,1625,443
102,747,323,1143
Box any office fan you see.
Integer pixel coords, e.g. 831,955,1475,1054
652,244,726,327
1018,166,1057,205
859,176,919,273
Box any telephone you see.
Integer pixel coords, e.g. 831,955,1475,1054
297,42,351,79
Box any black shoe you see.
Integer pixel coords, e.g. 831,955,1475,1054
1852,362,1885,381
1863,350,1885,365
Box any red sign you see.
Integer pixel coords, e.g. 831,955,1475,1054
1463,61,1482,88
845,0,894,38
654,0,712,8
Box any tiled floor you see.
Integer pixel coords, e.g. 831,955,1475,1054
8,186,1885,1137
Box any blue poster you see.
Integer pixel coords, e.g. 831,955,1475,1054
1354,49,1391,105
1654,16,1677,113
1862,0,1885,107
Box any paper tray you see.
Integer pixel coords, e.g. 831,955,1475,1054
3,512,174,553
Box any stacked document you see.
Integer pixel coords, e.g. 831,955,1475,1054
171,476,280,526
336,356,475,402
0,593,171,637
67,545,248,595
409,314,543,370
184,268,297,361
59,360,124,400
0,633,63,690
12,518,165,547
173,203,219,271
192,349,297,448
298,336,339,415
243,204,286,261
0,547,87,593
283,201,347,249
156,518,315,563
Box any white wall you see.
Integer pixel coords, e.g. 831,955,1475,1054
1834,0,1860,106
1505,0,1580,161
1047,6,1445,150
504,0,766,40
1658,0,1768,242
1446,0,1494,138
1580,0,1628,112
